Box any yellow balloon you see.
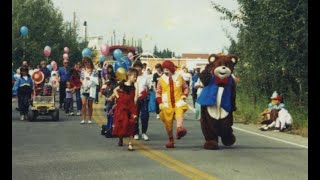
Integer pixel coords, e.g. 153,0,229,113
116,67,127,81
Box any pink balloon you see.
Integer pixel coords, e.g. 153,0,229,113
64,47,69,54
51,61,58,71
100,44,110,57
128,52,134,60
63,53,69,59
44,49,51,57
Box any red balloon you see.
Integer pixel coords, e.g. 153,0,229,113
64,47,69,54
100,44,110,57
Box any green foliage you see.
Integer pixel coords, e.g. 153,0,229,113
211,0,308,105
153,45,175,58
211,0,308,131
235,89,308,129
12,0,87,69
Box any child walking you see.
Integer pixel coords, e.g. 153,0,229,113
12,66,33,120
112,68,138,151
65,81,74,115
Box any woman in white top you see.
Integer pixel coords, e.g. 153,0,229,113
80,57,99,124
181,67,192,87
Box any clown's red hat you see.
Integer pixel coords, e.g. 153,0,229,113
162,60,176,73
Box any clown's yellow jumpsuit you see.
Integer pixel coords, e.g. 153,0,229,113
156,73,189,147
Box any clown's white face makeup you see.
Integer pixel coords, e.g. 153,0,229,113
163,68,172,76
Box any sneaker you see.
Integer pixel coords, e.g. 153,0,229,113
76,111,81,116
134,134,139,140
80,120,85,124
20,115,24,121
156,114,160,119
142,133,149,141
88,120,92,124
24,115,28,120
69,112,74,116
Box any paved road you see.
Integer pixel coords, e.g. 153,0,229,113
12,96,308,180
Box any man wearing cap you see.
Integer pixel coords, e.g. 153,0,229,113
156,60,189,148
58,59,71,109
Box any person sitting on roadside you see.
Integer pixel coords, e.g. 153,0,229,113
259,91,285,131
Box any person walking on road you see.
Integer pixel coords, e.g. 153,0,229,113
152,63,163,119
58,59,71,109
156,60,189,148
80,57,99,124
112,68,138,151
133,61,151,141
12,66,33,121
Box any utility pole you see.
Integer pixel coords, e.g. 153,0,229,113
113,30,116,46
84,21,87,43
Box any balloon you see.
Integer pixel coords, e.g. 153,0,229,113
113,49,122,60
63,53,69,60
51,61,58,71
100,44,110,57
64,47,69,54
99,55,106,62
115,67,127,81
46,64,52,71
82,48,92,58
114,60,128,71
128,52,134,60
20,26,28,37
122,57,132,68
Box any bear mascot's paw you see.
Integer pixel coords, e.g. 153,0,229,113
221,133,236,146
204,140,219,150
176,127,187,140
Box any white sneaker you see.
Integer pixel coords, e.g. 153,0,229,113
69,112,74,116
156,114,160,119
80,120,85,124
142,133,149,141
76,111,81,116
88,120,92,124
20,115,24,121
134,134,139,140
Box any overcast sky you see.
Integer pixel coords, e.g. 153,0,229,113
51,0,239,55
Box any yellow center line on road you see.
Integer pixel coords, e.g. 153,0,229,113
94,101,218,180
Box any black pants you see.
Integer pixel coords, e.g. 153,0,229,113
59,82,66,108
192,88,198,108
65,98,74,113
155,101,160,114
134,98,150,135
17,87,32,116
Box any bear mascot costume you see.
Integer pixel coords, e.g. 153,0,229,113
197,53,239,150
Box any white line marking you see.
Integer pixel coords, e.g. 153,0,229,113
233,126,308,149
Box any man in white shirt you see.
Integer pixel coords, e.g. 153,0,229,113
133,61,151,141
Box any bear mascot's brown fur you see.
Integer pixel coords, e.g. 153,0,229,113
196,53,239,150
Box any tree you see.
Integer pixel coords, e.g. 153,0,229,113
211,0,308,106
12,0,88,69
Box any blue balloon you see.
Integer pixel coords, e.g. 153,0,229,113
82,48,92,58
99,55,106,62
122,57,132,67
113,49,122,60
46,64,52,71
20,26,28,37
114,61,128,71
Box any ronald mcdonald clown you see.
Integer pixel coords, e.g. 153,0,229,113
156,60,189,148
